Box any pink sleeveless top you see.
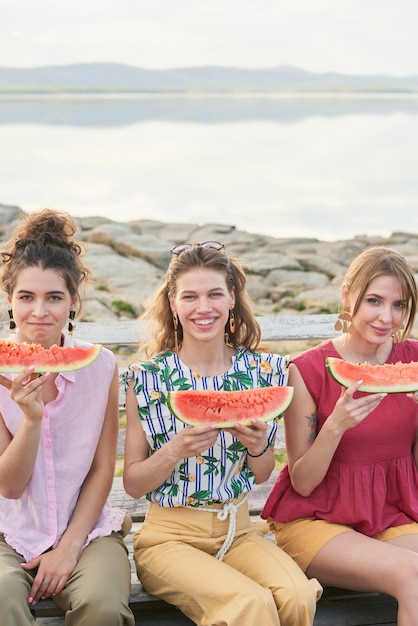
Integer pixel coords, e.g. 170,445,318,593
0,338,125,562
262,339,418,536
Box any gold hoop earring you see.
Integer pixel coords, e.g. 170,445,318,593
334,310,352,333
68,310,76,335
8,309,16,333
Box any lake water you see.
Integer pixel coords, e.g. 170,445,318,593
1,93,418,241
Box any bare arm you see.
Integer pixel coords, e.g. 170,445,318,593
123,380,219,499
23,364,120,604
0,370,50,498
285,363,386,497
56,363,119,555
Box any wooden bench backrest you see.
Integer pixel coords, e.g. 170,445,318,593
74,313,339,345
0,313,339,347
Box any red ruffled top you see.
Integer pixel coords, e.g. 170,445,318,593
262,339,418,536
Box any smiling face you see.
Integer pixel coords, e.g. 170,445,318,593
169,267,235,347
347,274,407,346
9,266,77,348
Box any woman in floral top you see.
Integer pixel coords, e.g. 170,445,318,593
123,241,321,626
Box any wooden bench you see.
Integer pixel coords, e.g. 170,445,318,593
30,314,398,625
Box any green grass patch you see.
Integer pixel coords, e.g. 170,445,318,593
274,449,287,470
112,300,137,316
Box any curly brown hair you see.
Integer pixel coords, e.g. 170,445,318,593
1,209,90,314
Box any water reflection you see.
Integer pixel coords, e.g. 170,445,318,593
1,94,418,127
1,95,418,240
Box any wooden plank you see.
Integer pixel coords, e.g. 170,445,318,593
314,588,397,625
258,314,339,341
75,320,143,345
74,314,339,346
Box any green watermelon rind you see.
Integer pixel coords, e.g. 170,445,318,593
326,356,418,393
167,386,294,428
0,340,102,373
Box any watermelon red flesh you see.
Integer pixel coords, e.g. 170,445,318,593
167,386,294,428
0,340,102,373
326,356,418,393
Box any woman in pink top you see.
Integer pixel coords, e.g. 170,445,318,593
0,209,134,625
262,246,418,626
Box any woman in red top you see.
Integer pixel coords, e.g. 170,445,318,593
263,246,418,626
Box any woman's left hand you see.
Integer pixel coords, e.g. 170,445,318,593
22,545,78,606
226,418,269,457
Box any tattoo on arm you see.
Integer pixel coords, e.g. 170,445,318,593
306,411,318,442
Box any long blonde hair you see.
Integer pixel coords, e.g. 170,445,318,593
343,246,417,340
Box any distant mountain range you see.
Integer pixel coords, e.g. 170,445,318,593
1,63,418,93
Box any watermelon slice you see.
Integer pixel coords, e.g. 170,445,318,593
0,339,102,373
326,356,418,393
167,386,294,428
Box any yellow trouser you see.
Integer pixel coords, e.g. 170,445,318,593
134,501,322,626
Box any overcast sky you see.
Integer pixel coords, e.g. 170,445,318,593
2,0,418,76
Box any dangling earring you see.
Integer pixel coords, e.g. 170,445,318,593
334,310,352,333
225,308,236,346
68,310,76,335
172,312,179,353
229,308,236,334
8,309,16,333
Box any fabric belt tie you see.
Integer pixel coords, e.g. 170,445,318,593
198,494,248,561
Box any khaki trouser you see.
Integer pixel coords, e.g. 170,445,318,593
134,501,322,626
0,525,134,626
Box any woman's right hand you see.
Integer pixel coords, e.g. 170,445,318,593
0,368,50,422
167,423,219,459
328,380,386,435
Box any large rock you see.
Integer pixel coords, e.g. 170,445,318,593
1,209,418,336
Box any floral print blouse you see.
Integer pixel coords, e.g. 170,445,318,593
124,347,288,508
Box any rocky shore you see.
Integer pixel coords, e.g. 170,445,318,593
1,204,418,340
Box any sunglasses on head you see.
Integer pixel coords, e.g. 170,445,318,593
170,241,225,256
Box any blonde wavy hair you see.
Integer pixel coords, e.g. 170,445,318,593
342,246,417,341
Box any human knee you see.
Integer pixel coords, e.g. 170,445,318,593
90,599,132,626
390,553,418,601
230,585,279,624
69,595,133,626
274,577,322,626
